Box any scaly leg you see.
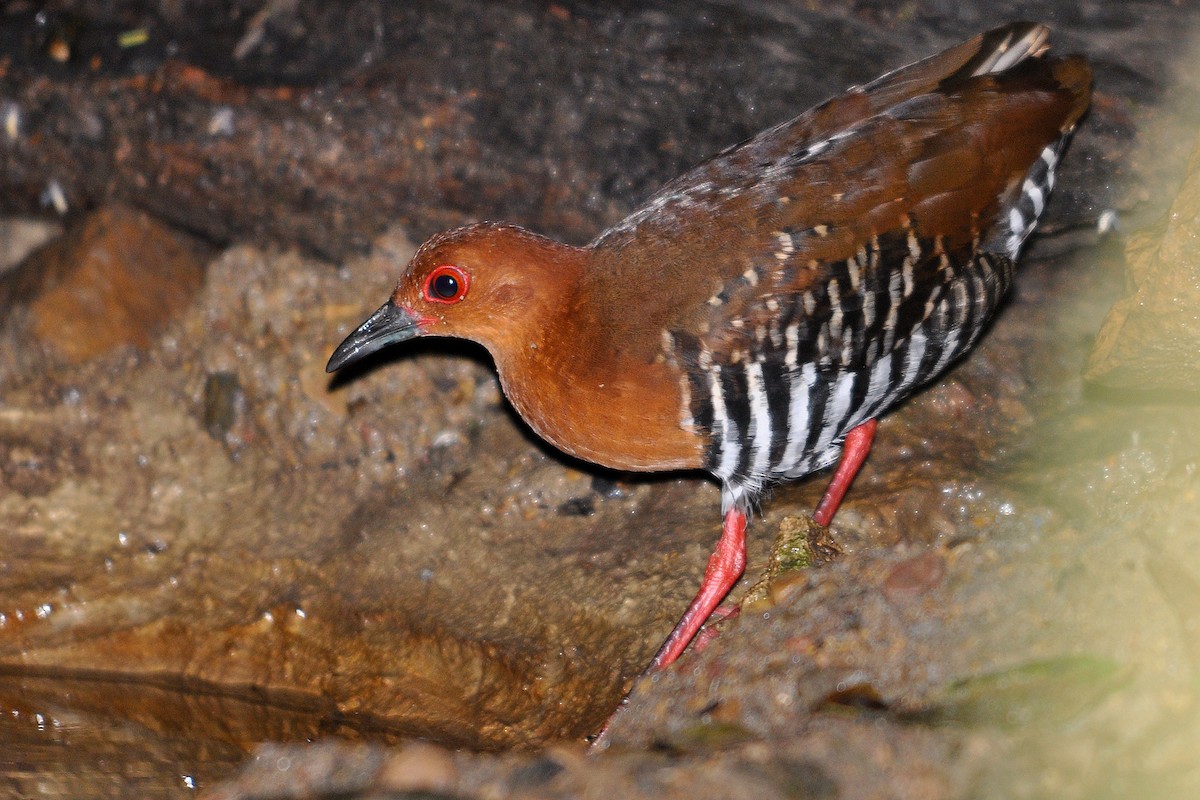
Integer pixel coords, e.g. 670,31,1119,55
812,419,877,527
648,418,875,669
650,506,747,670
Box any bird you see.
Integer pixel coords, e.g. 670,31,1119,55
327,22,1092,672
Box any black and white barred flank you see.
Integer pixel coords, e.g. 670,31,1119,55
665,126,1075,513
672,128,1075,510
676,242,1015,511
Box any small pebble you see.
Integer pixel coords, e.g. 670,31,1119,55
377,742,458,794
883,551,947,599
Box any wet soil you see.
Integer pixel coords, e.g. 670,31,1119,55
1,1,1200,798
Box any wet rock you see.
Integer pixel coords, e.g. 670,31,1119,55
0,217,61,274
882,551,947,600
771,758,838,800
206,733,960,800
204,742,388,800
556,496,596,517
203,371,252,456
0,204,210,364
1087,129,1200,393
742,515,836,608
590,475,632,499
504,754,566,790
376,742,459,795
0,228,718,758
0,429,86,498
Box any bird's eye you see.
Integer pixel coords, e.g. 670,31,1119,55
423,265,469,304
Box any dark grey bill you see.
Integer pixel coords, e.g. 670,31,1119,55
326,302,424,372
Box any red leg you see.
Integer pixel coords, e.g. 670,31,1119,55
812,419,877,527
650,506,747,670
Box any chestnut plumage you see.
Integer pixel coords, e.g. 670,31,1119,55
328,22,1092,672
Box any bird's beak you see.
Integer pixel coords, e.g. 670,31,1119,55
326,301,425,373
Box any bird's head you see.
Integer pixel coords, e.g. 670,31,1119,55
326,222,585,373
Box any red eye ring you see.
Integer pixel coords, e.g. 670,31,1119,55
423,265,470,304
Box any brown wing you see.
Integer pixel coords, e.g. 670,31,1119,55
587,26,1090,366
693,53,1088,360
585,24,1090,497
